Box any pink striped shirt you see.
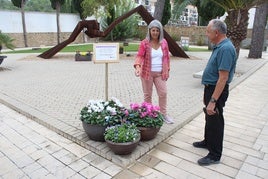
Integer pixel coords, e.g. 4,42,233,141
134,39,170,80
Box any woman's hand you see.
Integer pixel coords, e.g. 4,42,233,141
135,65,141,77
162,73,169,81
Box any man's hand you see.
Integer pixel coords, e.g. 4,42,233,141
206,102,217,115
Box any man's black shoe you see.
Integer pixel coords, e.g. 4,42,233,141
198,156,220,166
193,140,207,149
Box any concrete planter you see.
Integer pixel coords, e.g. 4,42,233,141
75,53,92,61
0,56,7,65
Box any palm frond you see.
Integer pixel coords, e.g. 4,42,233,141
208,0,265,10
0,33,15,50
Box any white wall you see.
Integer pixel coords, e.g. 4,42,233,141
248,8,256,29
0,8,256,34
0,10,95,33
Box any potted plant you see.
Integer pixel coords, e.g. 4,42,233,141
104,123,140,155
0,31,15,65
119,46,124,54
127,102,164,141
80,97,127,141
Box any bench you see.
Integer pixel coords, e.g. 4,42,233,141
193,70,203,78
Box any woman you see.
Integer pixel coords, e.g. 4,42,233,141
134,19,173,124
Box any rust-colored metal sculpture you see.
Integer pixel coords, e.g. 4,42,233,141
38,5,189,59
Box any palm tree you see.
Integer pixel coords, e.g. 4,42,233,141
195,0,225,26
154,0,166,21
82,0,127,17
11,0,28,47
50,0,66,44
204,0,267,57
72,0,86,19
161,0,172,26
0,31,15,53
248,2,268,58
72,0,87,42
81,0,128,41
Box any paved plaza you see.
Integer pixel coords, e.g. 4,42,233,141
0,49,267,178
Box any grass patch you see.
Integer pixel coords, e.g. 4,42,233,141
3,43,209,54
188,47,209,52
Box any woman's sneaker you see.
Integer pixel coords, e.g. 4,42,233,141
164,115,174,124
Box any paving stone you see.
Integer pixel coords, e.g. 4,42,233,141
241,162,258,175
138,153,161,168
177,160,231,179
147,148,183,166
154,161,200,178
103,164,123,176
129,162,168,178
235,170,261,179
79,166,102,178
0,50,267,178
113,169,140,179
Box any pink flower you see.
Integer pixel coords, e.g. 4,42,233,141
140,112,147,118
130,102,162,118
154,105,160,111
130,103,140,110
124,109,129,116
128,102,164,128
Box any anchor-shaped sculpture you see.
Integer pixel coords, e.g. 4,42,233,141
38,5,189,59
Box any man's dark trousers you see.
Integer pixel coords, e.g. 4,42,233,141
203,84,229,160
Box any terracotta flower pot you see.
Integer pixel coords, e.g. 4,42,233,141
105,135,140,155
82,121,106,142
138,127,160,141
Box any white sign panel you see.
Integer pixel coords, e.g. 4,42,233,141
93,43,119,63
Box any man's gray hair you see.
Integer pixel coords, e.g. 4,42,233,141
146,19,164,42
210,19,227,34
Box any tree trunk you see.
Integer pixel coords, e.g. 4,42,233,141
21,0,28,47
82,28,87,43
225,9,249,58
81,18,87,43
154,0,165,21
56,2,61,44
248,3,268,58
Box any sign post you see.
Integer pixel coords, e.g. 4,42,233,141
93,43,119,101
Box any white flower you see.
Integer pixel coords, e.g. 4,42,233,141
107,106,117,115
104,101,109,106
111,97,123,107
86,99,106,113
85,98,123,115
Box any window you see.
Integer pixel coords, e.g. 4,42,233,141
145,0,149,6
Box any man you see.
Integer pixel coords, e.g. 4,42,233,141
193,19,237,166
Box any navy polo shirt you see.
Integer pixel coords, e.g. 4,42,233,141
202,38,237,85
